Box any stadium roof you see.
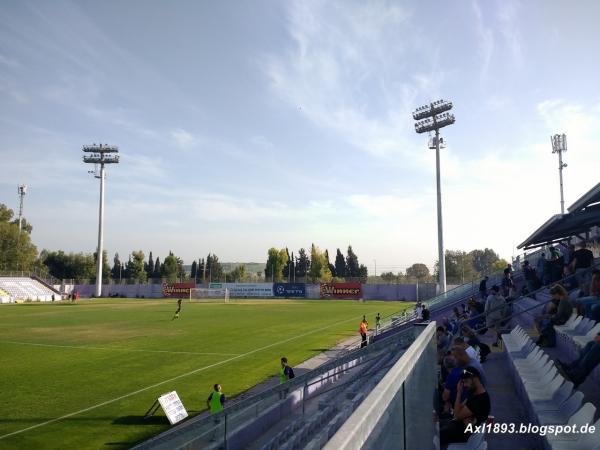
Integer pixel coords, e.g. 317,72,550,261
518,182,600,250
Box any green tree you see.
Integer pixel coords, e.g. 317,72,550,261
296,248,310,278
229,265,248,282
325,250,336,277
162,254,179,282
308,244,332,282
153,257,161,278
406,263,430,280
127,250,147,283
191,260,198,281
435,250,479,284
469,248,500,275
491,258,509,272
282,248,291,280
146,252,154,277
264,248,288,282
111,253,122,281
0,204,38,271
380,271,396,283
40,250,96,280
206,253,224,282
357,264,368,283
334,249,346,278
346,245,359,278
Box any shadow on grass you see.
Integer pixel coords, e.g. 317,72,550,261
112,415,168,425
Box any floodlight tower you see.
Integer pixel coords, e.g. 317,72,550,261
551,134,568,214
82,143,120,297
412,100,455,294
17,185,27,231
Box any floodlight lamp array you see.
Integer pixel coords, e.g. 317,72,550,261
412,99,453,120
83,155,120,164
82,143,119,154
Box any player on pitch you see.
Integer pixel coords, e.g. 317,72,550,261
172,298,183,320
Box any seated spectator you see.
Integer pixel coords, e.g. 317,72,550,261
437,326,451,362
415,301,424,320
452,347,487,385
454,336,479,361
574,270,600,317
460,303,468,317
485,285,507,347
440,366,491,445
557,333,600,387
461,325,491,362
535,284,573,347
562,265,579,290
466,303,485,330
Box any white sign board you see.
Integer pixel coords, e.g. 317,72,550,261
158,391,188,425
209,283,274,297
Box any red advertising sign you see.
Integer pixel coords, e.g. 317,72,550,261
162,282,195,298
320,282,362,299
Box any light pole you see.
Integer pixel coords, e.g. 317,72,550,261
551,134,568,214
412,99,455,293
17,185,27,231
373,259,377,277
82,143,120,297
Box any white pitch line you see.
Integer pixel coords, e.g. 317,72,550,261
0,341,240,357
0,313,366,441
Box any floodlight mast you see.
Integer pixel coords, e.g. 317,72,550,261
82,143,120,297
412,100,455,294
551,134,567,214
17,185,27,231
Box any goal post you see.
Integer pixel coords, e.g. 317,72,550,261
188,287,230,303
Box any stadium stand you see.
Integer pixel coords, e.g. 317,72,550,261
0,277,60,302
0,287,10,304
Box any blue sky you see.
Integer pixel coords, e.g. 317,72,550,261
1,0,600,273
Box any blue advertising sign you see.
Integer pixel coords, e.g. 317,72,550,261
273,283,306,298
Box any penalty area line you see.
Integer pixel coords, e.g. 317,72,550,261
0,340,240,357
0,313,365,441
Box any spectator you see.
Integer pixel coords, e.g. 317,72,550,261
415,301,424,320
562,265,579,291
570,241,595,295
485,286,506,347
375,312,381,334
535,284,573,347
441,356,463,414
454,336,478,360
359,318,368,348
440,366,491,445
207,383,225,441
536,253,546,285
549,247,565,283
452,347,487,385
437,326,451,362
501,268,514,299
421,304,430,321
506,263,513,274
479,276,489,301
461,325,491,362
522,261,539,294
574,270,600,317
557,333,600,387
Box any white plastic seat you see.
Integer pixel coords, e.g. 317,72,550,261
531,381,574,412
524,374,564,400
545,404,597,446
554,315,583,333
572,323,600,349
553,312,577,331
536,391,584,425
546,417,600,449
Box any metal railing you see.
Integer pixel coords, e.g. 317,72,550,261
132,324,422,450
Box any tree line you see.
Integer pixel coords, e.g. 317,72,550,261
264,245,369,283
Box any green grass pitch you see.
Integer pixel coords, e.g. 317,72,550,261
0,298,414,449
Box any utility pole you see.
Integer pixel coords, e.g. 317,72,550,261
82,143,120,297
412,100,455,293
551,134,568,214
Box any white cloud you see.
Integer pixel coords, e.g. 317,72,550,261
170,128,197,148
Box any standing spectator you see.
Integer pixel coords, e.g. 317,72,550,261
536,253,546,286
207,384,225,441
549,247,565,283
522,261,539,294
485,286,506,347
479,276,489,302
359,318,368,348
501,269,514,299
278,356,295,398
506,263,513,274
375,312,381,334
562,265,579,291
535,284,573,347
421,304,430,321
571,241,595,295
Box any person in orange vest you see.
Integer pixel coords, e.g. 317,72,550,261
359,316,368,348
